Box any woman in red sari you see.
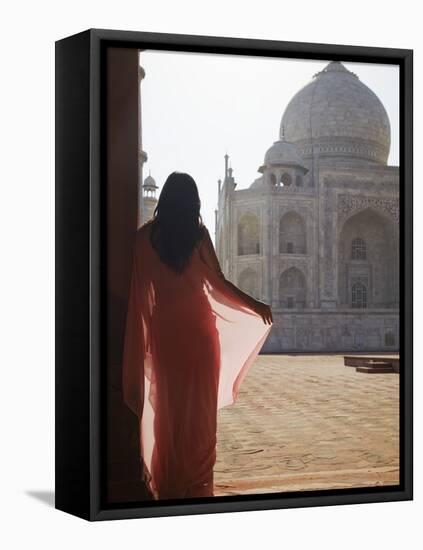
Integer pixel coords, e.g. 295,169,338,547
122,172,273,500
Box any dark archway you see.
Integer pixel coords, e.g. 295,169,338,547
238,212,260,255
337,208,399,308
279,267,307,308
279,211,306,254
280,172,292,186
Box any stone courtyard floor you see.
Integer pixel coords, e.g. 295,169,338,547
215,354,399,496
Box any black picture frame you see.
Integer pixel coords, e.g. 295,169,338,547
55,28,413,521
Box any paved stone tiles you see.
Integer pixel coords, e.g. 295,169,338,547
215,354,399,496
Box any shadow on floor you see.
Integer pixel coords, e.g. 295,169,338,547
26,490,55,508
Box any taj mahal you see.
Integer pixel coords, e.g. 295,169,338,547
139,60,399,353
214,61,399,353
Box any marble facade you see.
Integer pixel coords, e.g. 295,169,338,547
215,62,399,352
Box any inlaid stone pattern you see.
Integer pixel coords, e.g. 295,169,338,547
215,354,399,496
337,194,400,225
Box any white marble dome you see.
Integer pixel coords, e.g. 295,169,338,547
263,138,307,171
143,174,158,189
280,61,391,164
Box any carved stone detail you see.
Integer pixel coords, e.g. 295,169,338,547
337,194,399,225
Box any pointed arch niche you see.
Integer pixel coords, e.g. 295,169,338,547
337,207,399,308
238,212,260,255
279,267,307,309
279,211,306,254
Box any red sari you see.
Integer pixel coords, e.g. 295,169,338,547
122,222,272,500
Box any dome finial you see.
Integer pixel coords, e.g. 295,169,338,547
313,61,358,79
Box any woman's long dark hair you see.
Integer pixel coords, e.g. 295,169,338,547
150,172,205,273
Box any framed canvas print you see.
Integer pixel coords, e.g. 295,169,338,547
55,29,413,521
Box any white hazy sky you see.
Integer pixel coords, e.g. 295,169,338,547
140,50,399,239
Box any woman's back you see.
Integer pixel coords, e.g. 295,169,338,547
136,219,211,310
122,175,272,500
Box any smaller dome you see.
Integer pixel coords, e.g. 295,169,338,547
262,138,308,173
143,174,158,190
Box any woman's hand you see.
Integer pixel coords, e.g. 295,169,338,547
251,299,273,325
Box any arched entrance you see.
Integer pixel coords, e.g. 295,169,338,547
238,213,260,255
279,267,306,309
337,208,399,308
279,211,306,254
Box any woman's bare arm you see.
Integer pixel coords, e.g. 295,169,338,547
198,228,273,325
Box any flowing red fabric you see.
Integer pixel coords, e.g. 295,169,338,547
122,222,272,499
